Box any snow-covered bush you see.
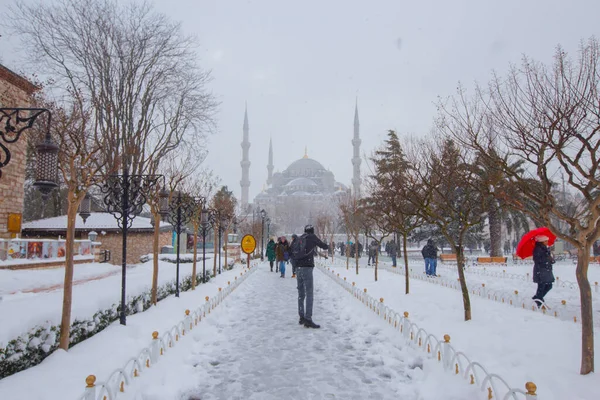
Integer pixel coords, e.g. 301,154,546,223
0,272,209,379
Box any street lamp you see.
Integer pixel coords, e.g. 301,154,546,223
218,213,229,275
266,217,271,241
260,209,267,260
0,108,59,197
166,191,201,297
95,173,168,325
200,204,215,283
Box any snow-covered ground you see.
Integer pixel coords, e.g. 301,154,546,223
0,262,120,295
323,256,600,400
0,256,215,345
0,264,241,400
121,264,478,400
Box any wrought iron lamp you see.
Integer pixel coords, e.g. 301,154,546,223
0,108,58,198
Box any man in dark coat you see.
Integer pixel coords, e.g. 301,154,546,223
294,224,329,329
388,240,398,267
532,235,555,306
421,239,438,276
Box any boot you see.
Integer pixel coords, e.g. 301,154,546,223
299,316,306,325
304,319,320,329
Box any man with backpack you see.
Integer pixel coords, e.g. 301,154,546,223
292,224,329,329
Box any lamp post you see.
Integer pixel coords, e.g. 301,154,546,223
0,108,59,196
266,217,271,241
218,213,229,275
89,171,168,325
200,205,215,283
260,209,267,260
166,192,201,297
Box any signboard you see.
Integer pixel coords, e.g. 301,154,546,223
7,213,22,233
240,234,256,255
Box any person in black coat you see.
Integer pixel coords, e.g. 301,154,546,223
532,235,555,306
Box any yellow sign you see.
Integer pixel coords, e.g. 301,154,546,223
240,234,256,254
7,213,22,233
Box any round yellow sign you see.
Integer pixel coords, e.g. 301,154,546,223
240,234,257,254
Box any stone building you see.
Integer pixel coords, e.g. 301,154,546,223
21,212,173,266
0,64,38,239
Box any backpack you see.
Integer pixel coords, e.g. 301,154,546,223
291,234,308,261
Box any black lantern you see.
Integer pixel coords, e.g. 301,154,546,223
0,108,58,196
79,193,92,223
159,187,170,218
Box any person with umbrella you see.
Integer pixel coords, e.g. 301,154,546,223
516,227,557,307
532,235,556,307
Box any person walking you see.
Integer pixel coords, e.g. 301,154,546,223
266,238,276,272
388,240,398,267
275,236,290,278
368,240,378,266
289,234,299,277
421,239,438,276
532,235,555,307
293,224,329,329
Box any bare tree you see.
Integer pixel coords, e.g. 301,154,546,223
30,91,105,350
443,39,600,374
338,193,363,274
406,136,487,321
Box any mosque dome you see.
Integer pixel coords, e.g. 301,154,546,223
285,157,326,177
286,178,318,187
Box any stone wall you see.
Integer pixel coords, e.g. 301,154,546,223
0,65,37,239
98,231,172,265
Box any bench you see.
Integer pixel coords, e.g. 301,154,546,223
477,256,508,265
439,254,457,263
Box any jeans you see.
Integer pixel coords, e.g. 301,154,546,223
391,254,397,267
291,261,297,276
269,260,274,271
425,258,437,275
279,261,286,276
297,267,314,320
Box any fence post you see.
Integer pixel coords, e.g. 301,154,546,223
525,382,537,399
151,331,160,364
443,334,452,370
83,375,96,400
402,312,410,340
185,309,192,330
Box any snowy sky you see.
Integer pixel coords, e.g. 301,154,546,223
1,0,600,202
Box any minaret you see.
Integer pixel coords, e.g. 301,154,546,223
240,105,251,208
267,137,274,185
351,101,362,197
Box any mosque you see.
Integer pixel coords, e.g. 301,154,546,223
239,104,362,233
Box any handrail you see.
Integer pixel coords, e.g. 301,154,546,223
77,261,259,400
316,260,538,400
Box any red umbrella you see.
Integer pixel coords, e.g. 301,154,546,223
515,227,557,259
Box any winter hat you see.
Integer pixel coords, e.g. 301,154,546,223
535,235,549,242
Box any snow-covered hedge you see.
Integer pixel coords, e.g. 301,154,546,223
0,272,211,379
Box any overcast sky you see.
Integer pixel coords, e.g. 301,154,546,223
1,0,600,203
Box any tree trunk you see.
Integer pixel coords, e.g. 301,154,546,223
488,203,503,257
576,244,594,374
374,247,378,282
455,244,471,321
403,233,409,294
151,213,161,304
192,223,198,290
224,229,228,271
346,234,350,270
355,234,360,275
59,191,82,350
213,232,217,277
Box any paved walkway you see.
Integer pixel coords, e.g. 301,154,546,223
131,263,475,400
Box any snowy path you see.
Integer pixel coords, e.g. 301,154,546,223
128,263,475,400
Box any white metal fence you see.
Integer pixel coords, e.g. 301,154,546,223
332,258,591,326
77,262,258,400
317,260,539,400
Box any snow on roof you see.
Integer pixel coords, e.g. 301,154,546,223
22,212,171,232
